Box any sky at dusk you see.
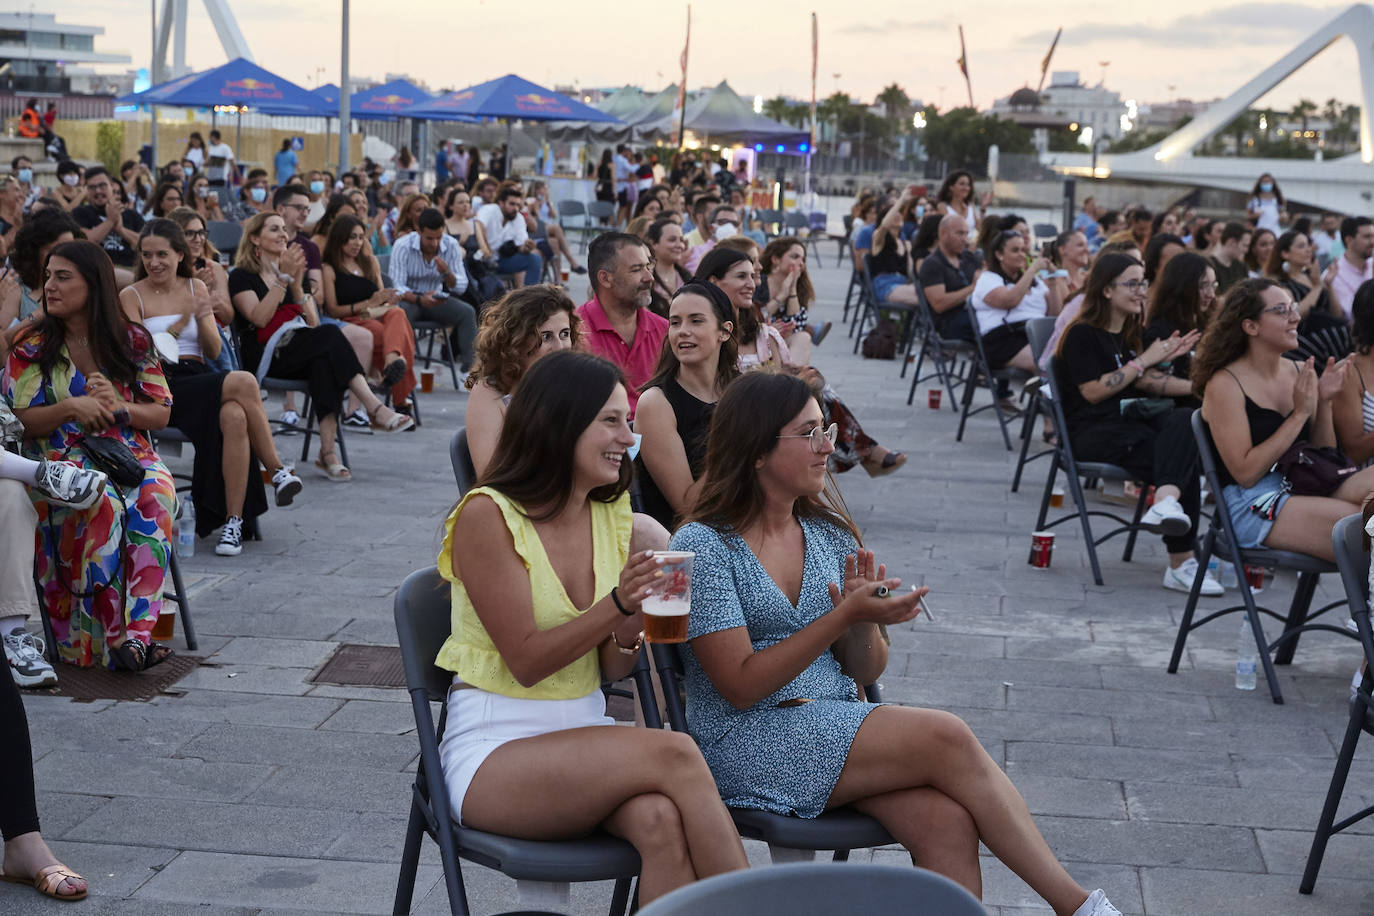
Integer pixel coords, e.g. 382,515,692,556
45,0,1361,113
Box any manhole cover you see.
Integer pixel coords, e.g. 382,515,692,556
311,644,406,688
30,654,202,702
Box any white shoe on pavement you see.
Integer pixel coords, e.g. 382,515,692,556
3,626,58,688
1071,889,1123,916
1163,557,1224,596
271,466,302,507
1139,495,1191,537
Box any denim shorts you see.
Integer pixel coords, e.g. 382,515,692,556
872,272,906,304
1222,470,1291,548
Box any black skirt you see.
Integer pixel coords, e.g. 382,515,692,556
165,360,267,539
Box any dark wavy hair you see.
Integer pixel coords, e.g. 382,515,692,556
322,215,381,287
11,209,82,290
133,218,194,282
1143,232,1184,283
21,240,149,390
682,370,859,541
1146,251,1213,335
695,245,758,345
642,281,739,395
313,193,356,243
936,169,976,206
146,180,185,218
480,350,633,520
465,284,581,394
1190,277,1280,399
760,237,816,311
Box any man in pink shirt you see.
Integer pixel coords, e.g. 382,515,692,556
1331,216,1374,319
576,232,667,416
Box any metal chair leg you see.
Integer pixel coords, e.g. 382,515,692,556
1300,696,1367,893
1273,571,1321,665
1168,527,1216,674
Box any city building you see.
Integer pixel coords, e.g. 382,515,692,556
994,71,1126,144
0,11,130,94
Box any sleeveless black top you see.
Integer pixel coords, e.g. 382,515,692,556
334,269,378,309
635,377,715,529
1214,368,1311,488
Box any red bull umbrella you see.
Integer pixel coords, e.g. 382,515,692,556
398,74,621,124
116,58,329,116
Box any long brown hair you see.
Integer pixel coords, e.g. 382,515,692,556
234,211,280,273
167,206,219,262
1190,277,1278,399
480,350,632,521
1055,253,1143,360
1145,251,1211,334
683,371,860,541
1263,229,1305,279
760,237,816,310
642,281,739,395
464,285,581,393
133,218,195,282
22,240,149,390
322,215,381,287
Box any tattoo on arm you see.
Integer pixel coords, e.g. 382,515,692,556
1106,370,1125,389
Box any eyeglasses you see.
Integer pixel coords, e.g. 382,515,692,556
1113,279,1149,292
281,203,309,213
1261,302,1300,319
776,423,838,453
1198,280,1218,292
183,229,207,239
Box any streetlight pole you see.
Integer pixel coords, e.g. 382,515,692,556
337,0,351,173
149,0,159,179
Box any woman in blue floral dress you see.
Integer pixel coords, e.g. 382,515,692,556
670,370,1123,916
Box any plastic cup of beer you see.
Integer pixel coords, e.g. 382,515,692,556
420,369,435,393
560,266,570,284
1050,486,1065,508
643,551,693,643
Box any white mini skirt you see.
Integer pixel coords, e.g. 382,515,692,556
438,681,612,825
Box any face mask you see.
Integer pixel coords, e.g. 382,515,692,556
249,186,267,203
1260,181,1274,192
195,186,209,198
309,180,325,195
714,223,738,241
915,205,925,220
378,173,390,187
16,168,31,184
62,173,80,187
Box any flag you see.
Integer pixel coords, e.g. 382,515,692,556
957,25,974,107
809,12,818,150
1038,27,1062,92
671,5,691,148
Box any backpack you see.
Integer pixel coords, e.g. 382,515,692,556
861,317,899,360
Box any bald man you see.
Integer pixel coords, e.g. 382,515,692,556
917,213,983,341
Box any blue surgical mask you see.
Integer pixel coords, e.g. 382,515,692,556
16,168,31,184
309,180,325,195
1260,181,1274,192
249,186,267,203
915,204,925,220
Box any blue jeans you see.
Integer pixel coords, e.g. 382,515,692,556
497,252,543,286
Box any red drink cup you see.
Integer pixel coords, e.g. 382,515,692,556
1244,565,1265,592
928,389,942,409
1029,531,1054,568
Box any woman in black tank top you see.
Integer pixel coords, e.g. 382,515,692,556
634,282,740,529
1195,277,1373,562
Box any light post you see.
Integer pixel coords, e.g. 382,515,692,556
338,0,351,173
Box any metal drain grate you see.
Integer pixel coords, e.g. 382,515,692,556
31,654,202,702
311,644,407,688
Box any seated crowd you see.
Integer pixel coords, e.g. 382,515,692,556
5,141,1374,913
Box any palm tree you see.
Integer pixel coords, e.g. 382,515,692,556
1291,98,1317,137
819,92,852,152
876,83,910,125
763,96,791,124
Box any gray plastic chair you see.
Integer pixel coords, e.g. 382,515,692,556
1302,513,1374,892
450,426,476,495
1168,411,1347,704
1010,317,1057,492
206,219,242,256
636,862,985,916
648,643,894,864
391,567,642,916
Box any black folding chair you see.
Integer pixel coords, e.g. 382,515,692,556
1167,412,1348,704
392,567,644,916
1032,351,1151,586
783,211,822,262
1011,318,1061,492
450,426,476,495
851,256,918,361
954,303,1029,452
904,286,969,412
207,219,242,258
1301,513,1374,893
648,642,894,864
412,319,462,390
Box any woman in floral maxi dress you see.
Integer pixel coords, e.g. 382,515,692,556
1,241,176,670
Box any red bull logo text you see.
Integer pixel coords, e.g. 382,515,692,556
513,92,572,114
220,77,284,101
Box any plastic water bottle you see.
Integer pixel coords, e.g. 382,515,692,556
1217,560,1238,589
1235,617,1258,690
176,498,195,558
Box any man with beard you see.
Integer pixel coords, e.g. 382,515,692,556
576,232,666,417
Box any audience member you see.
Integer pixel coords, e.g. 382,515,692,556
525,180,585,276
917,214,982,342
647,217,690,318
1,210,79,344
1265,229,1348,365
683,203,738,274
121,219,302,556
1142,251,1217,405
478,186,542,288
1334,281,1374,466
1054,253,1218,594
1207,222,1251,294
1142,233,1185,285
669,370,1122,915
934,169,989,231
390,208,477,371
1247,173,1287,233
971,229,1060,376
1194,277,1372,563
71,167,142,269
576,232,666,415
53,160,84,212
3,240,179,669
188,174,226,224
759,236,830,358
1330,216,1374,317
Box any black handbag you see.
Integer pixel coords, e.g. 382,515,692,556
79,434,143,489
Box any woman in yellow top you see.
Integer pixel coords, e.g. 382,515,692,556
436,349,747,902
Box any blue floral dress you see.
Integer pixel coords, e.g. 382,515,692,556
670,518,882,817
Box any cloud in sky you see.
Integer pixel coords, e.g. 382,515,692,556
1024,2,1347,48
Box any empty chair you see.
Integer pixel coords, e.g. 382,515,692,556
206,219,242,257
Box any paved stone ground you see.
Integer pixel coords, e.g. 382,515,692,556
4,254,1374,916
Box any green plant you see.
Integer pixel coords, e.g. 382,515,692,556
95,121,123,172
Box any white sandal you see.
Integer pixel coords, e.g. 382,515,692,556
314,451,352,482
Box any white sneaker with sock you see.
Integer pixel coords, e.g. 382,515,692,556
1139,495,1191,537
215,516,244,556
1163,556,1224,596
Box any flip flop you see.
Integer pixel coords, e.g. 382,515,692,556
314,455,352,482
1,863,88,902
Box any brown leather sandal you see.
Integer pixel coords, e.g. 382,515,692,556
1,862,89,901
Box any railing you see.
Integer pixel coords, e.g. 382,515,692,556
0,92,113,121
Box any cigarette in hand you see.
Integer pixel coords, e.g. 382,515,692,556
915,588,935,622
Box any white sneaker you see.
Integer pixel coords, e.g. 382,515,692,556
1164,557,1224,596
215,516,244,556
1072,889,1123,916
279,409,300,427
1139,495,1191,537
3,627,57,688
270,466,302,507
33,458,107,510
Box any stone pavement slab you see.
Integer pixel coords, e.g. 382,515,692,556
2,255,1372,915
